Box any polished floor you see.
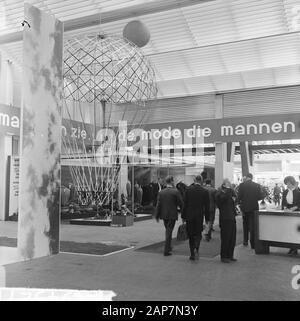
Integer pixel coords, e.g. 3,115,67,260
0,218,299,301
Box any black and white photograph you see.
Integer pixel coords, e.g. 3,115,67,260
0,0,299,307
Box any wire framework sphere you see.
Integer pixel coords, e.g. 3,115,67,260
63,34,157,104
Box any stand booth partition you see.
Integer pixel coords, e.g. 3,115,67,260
254,210,300,254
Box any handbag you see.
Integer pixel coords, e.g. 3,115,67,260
176,223,188,241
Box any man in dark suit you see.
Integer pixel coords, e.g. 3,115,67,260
155,176,184,256
182,175,210,260
237,173,264,249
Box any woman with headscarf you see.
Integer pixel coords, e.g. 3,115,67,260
216,178,237,263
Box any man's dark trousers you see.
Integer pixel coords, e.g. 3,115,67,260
188,234,202,257
163,219,176,254
220,220,236,259
243,212,255,249
242,213,249,244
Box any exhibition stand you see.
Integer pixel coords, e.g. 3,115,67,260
254,210,300,254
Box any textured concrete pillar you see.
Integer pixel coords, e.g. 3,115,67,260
0,53,14,221
17,4,63,260
0,54,13,106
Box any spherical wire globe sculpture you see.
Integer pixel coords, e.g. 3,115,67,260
62,33,157,215
64,33,157,105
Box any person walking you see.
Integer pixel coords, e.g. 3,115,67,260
273,183,281,207
237,173,264,249
282,176,300,256
216,179,237,263
155,176,184,256
134,181,143,206
152,177,163,206
182,175,210,261
204,179,217,241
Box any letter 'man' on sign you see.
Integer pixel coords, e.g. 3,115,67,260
221,125,233,136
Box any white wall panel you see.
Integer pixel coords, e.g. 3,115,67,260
108,94,216,125
224,85,300,117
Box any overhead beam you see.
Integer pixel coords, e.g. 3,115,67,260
0,0,212,45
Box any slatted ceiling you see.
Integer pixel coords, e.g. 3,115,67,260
223,85,300,117
149,32,300,83
182,48,226,76
157,79,187,97
47,1,99,17
151,65,164,82
59,10,101,21
47,0,134,16
106,94,216,125
212,72,244,91
259,34,300,68
150,53,192,80
183,1,236,39
274,65,300,85
51,0,98,12
0,0,294,46
229,0,288,36
218,42,261,72
152,40,192,53
184,76,216,94
242,69,276,88
2,1,300,100
183,0,286,45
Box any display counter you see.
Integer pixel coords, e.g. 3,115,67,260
254,210,300,254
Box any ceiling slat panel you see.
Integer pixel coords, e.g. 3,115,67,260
1,0,300,103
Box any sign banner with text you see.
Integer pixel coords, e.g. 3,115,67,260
0,104,20,136
142,113,300,144
1,103,300,144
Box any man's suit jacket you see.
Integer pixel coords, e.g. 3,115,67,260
216,187,237,221
237,180,264,212
182,183,210,222
205,185,217,212
281,188,300,210
155,187,183,221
